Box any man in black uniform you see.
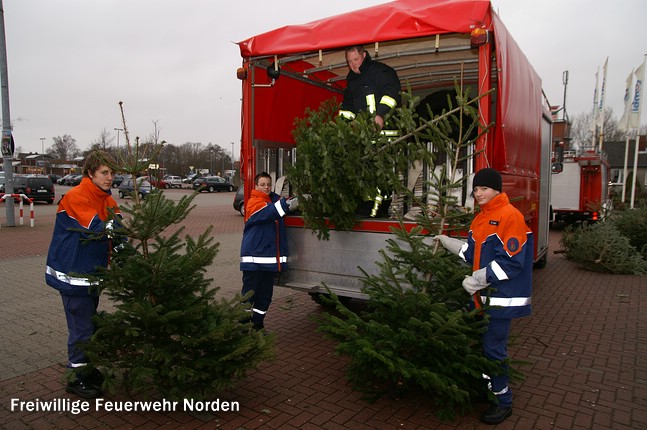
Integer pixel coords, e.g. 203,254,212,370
338,45,401,130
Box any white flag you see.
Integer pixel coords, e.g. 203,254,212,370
617,69,634,132
589,68,599,133
627,58,645,130
597,57,608,128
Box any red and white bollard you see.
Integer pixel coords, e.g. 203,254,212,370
0,193,35,228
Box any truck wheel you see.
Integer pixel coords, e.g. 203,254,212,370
534,253,547,269
309,292,354,307
309,293,333,306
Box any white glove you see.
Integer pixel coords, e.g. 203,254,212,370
288,197,299,211
105,220,115,238
473,267,488,285
462,275,488,295
434,235,465,255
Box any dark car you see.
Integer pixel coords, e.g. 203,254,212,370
112,174,126,188
233,185,244,216
118,177,152,199
47,174,62,184
68,174,83,186
193,176,234,193
182,173,199,184
62,174,82,186
58,173,75,185
12,174,56,204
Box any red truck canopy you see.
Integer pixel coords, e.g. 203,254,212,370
239,0,491,57
238,0,544,177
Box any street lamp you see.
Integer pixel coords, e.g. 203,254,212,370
40,137,46,174
114,128,123,153
230,142,234,172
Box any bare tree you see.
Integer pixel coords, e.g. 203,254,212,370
51,135,80,160
570,108,623,151
90,128,115,150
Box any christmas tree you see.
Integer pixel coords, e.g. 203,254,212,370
289,85,519,419
84,103,273,399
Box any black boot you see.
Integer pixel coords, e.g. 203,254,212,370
480,403,512,425
86,367,104,387
66,378,102,399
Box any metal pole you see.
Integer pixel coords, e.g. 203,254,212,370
0,0,15,226
113,127,123,164
114,128,122,150
40,137,45,174
231,142,234,172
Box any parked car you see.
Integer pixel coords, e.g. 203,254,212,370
118,177,153,199
61,174,82,186
193,176,235,193
112,174,126,188
163,175,183,188
58,173,76,185
12,174,56,204
233,185,244,216
47,174,62,184
0,175,5,194
68,174,83,186
142,175,169,189
182,173,199,184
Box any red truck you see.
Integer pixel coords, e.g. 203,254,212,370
236,0,552,299
550,147,611,224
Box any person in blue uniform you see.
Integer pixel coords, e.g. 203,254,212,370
240,172,298,331
45,150,121,399
436,168,533,425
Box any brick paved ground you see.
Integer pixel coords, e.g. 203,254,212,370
0,187,646,429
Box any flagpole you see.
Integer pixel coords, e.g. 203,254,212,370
630,135,640,209
622,134,630,203
590,67,599,152
629,54,646,209
598,57,608,152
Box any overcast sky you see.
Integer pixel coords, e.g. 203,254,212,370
3,0,645,158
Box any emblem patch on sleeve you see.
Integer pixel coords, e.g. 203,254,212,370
507,237,520,252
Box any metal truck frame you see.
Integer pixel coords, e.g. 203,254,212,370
236,0,552,299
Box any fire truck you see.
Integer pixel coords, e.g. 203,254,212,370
551,150,611,224
550,119,611,224
236,0,552,299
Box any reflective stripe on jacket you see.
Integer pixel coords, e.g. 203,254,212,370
339,52,401,120
45,177,120,296
461,192,533,319
240,190,289,272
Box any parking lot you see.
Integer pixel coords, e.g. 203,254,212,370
0,185,645,429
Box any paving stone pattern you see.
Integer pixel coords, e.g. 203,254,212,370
0,188,645,429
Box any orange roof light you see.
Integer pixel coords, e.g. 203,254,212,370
470,28,489,47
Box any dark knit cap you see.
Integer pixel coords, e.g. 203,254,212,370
473,168,502,192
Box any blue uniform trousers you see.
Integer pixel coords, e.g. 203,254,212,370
61,294,99,368
483,318,513,407
242,271,275,329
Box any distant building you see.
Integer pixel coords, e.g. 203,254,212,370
603,136,647,191
0,152,81,175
